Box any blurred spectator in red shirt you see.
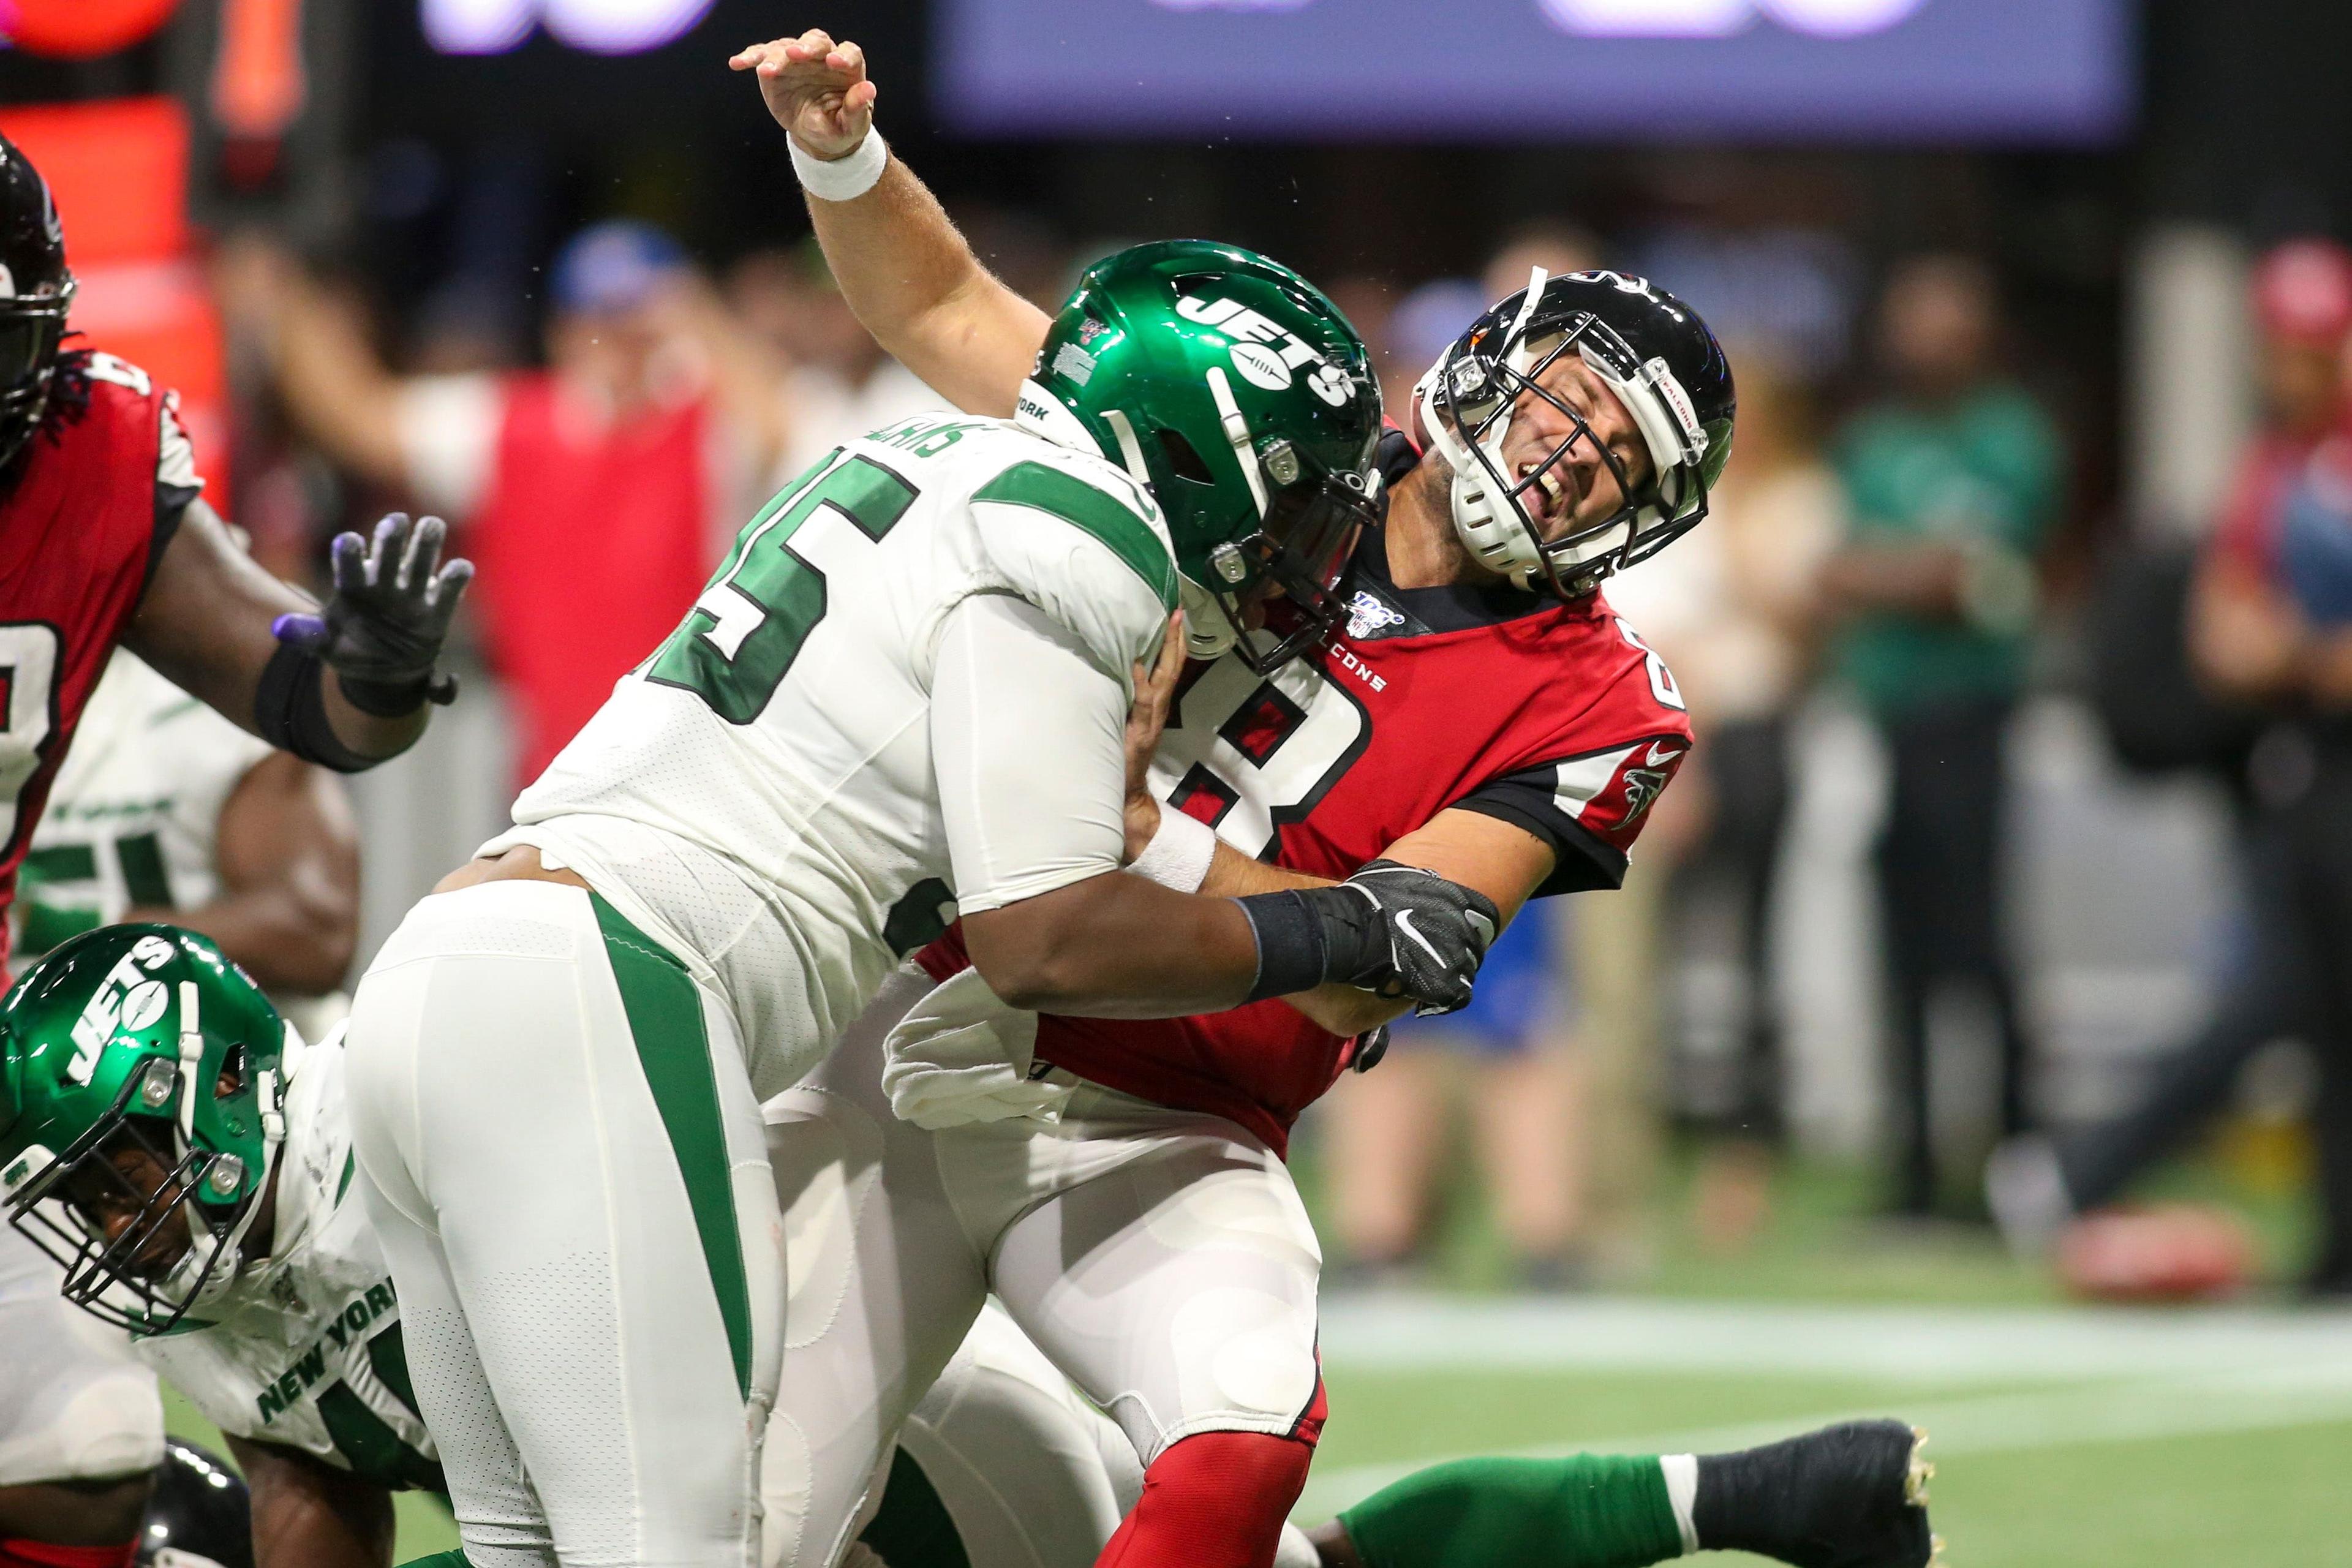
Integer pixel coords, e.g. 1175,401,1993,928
219,223,785,785
1991,239,2352,1295
2195,240,2352,685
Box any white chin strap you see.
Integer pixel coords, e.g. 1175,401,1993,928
165,987,295,1306
1416,270,1551,587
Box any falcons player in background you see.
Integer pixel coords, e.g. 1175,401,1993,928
0,129,470,1568
736,30,1936,1568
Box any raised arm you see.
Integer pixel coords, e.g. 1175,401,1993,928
730,29,1049,417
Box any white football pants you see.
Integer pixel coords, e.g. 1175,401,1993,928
0,1223,162,1488
805,1302,1321,1568
347,880,787,1568
762,968,1324,1568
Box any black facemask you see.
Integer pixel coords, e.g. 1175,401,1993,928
1207,460,1382,674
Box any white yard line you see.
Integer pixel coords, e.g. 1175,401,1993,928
1298,1295,2352,1520
1316,1292,2352,1384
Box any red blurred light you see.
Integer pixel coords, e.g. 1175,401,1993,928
1,0,180,59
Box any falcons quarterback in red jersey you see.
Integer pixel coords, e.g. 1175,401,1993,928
0,131,475,1568
734,36,1751,1568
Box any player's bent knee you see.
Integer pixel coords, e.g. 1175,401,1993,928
1164,1289,1322,1446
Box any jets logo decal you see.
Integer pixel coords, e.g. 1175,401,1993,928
66,934,178,1085
1175,293,1360,407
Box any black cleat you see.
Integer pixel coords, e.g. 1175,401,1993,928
1692,1419,1940,1568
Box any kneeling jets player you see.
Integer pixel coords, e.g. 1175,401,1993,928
341,242,1499,1565
1,931,1933,1568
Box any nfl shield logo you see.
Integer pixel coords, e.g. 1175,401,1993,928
1344,590,1406,641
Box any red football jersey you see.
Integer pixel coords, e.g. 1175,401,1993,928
921,447,1692,1155
0,352,203,979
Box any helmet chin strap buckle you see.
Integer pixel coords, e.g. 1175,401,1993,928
175,982,203,1144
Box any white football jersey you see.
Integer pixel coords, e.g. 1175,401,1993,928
499,413,1178,1094
18,653,272,957
135,1031,442,1491
20,652,348,1038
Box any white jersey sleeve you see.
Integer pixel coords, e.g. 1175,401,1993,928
929,594,1128,916
20,654,273,957
960,445,1177,692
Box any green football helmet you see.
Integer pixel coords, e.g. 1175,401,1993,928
0,925,295,1333
1015,239,1383,672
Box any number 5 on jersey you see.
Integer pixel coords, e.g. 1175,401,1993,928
650,451,919,724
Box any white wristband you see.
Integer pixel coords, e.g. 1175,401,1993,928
791,130,889,203
1128,806,1218,894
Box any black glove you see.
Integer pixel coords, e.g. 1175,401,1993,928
1315,860,1501,1016
1234,860,1501,1017
272,513,475,714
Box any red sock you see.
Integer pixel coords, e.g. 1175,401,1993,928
0,1541,137,1568
1095,1430,1318,1568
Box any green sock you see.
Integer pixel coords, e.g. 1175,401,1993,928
1337,1455,1685,1568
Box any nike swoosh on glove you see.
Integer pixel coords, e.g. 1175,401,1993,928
273,512,475,714
1325,859,1502,1017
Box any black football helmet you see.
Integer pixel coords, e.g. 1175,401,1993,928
0,132,75,475
1414,270,1734,601
135,1440,255,1568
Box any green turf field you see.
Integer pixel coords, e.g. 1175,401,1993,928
156,1149,2342,1565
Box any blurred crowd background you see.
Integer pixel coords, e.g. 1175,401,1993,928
9,0,2352,1305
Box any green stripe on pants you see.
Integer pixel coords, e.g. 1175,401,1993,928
590,892,753,1400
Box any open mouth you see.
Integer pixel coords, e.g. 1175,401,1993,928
1513,454,1574,524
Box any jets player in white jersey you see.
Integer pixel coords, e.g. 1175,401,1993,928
1,932,1931,1568
17,649,360,1035
0,928,1107,1568
0,931,1174,1568
0,655,360,1566
340,241,1501,1566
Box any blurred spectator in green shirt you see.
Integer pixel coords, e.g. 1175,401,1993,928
1820,254,2063,1218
